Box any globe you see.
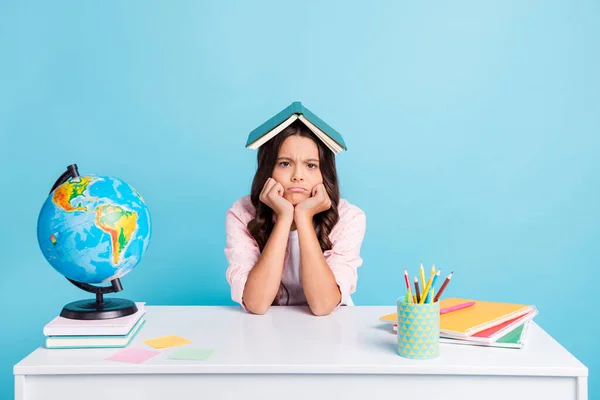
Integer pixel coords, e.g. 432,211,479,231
37,173,152,284
36,164,151,320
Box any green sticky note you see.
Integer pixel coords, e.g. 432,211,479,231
168,347,214,361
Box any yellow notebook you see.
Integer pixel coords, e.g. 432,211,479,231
380,298,534,338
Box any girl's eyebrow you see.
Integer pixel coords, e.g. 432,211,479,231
276,157,319,163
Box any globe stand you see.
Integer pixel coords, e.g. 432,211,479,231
51,163,138,320
60,278,138,320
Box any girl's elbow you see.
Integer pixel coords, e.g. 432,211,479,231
309,303,335,316
243,299,270,315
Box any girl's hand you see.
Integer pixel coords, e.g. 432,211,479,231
295,183,331,219
259,178,294,221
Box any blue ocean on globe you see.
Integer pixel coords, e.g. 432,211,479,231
37,175,152,284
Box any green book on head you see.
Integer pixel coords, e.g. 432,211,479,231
245,101,347,154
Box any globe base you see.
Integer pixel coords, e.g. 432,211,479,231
60,298,138,320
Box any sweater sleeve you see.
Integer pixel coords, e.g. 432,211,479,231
224,200,260,310
323,204,367,306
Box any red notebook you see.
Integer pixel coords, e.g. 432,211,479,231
439,308,538,343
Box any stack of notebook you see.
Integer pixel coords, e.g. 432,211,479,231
43,302,146,349
381,298,538,349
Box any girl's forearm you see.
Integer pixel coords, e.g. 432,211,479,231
295,212,341,316
242,216,293,314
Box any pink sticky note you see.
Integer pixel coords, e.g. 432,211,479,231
107,347,160,364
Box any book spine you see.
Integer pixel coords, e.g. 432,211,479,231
291,102,304,114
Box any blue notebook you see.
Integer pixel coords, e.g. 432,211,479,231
245,102,347,153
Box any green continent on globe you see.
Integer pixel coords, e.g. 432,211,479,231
52,176,94,212
95,205,138,265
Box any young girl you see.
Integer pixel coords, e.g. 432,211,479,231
225,120,366,316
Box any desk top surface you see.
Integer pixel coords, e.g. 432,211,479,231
14,305,587,377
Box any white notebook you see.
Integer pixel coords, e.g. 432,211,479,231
45,317,145,349
43,302,146,336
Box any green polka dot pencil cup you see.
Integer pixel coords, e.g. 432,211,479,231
396,296,440,359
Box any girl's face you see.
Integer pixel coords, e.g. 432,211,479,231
271,135,323,205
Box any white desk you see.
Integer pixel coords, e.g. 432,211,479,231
14,306,588,400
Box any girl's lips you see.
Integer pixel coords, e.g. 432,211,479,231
288,187,307,193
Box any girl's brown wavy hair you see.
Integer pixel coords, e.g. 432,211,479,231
248,120,340,253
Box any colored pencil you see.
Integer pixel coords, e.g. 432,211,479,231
419,264,436,304
431,270,441,296
414,276,421,303
440,301,475,315
434,271,453,302
404,269,413,303
419,264,426,293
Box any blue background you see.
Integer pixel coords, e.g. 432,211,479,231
1,1,598,398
